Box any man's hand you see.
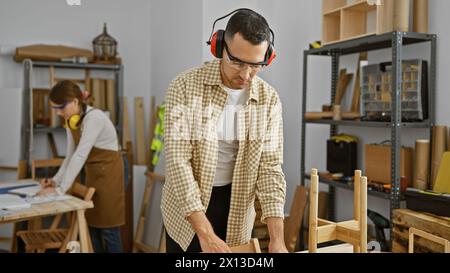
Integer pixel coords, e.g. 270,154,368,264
198,232,232,253
39,178,55,189
266,217,288,253
268,240,288,253
37,187,57,196
188,211,232,253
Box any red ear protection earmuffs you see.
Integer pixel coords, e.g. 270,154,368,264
206,8,276,66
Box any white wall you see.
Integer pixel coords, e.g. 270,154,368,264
150,0,203,106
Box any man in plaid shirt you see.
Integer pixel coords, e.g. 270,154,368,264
161,9,287,253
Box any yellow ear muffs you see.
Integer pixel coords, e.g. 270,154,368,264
66,114,82,130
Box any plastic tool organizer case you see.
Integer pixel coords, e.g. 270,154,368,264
361,59,428,122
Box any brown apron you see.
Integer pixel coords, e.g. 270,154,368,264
70,128,125,228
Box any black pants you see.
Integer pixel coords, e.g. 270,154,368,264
166,184,232,253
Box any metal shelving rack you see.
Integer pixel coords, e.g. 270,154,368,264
19,59,124,175
300,31,436,246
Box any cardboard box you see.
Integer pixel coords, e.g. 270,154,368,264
365,144,413,186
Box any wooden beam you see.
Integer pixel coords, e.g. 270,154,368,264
134,97,146,165
308,173,319,252
350,53,367,112
317,224,337,244
121,97,131,148
284,186,307,252
359,176,367,253
105,79,116,124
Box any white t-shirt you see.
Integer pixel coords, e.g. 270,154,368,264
214,87,248,187
52,106,119,193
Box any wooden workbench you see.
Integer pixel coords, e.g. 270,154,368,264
0,197,93,253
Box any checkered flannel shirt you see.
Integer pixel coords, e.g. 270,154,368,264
160,60,286,251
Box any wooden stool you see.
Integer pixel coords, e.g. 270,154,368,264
308,169,367,253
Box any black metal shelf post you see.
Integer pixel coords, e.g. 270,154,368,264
300,32,436,250
19,59,124,175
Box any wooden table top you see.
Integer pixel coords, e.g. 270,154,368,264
0,197,93,224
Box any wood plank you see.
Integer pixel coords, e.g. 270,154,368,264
76,209,90,253
393,209,450,239
105,79,116,124
393,209,450,253
284,186,307,252
90,78,103,109
351,54,367,112
122,97,131,147
0,197,93,224
317,224,337,244
134,97,146,165
308,174,319,252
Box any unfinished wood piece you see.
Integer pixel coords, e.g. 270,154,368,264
304,111,361,121
353,170,361,252
350,52,368,112
14,44,93,63
84,69,91,94
134,97,146,165
105,79,116,124
122,97,131,148
393,209,450,253
284,186,307,252
334,69,354,106
341,7,371,41
409,227,450,253
16,160,28,180
309,169,368,253
159,228,166,253
322,11,341,44
230,238,261,253
48,66,60,128
359,176,367,253
133,172,165,253
322,0,346,14
308,171,319,253
91,79,105,109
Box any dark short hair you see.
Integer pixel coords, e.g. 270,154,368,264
224,9,271,45
49,80,83,105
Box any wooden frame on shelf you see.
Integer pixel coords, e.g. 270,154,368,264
322,0,414,45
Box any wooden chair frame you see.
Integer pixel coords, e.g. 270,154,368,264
308,169,368,253
409,227,450,253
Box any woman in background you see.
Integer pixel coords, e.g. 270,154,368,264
38,80,125,253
